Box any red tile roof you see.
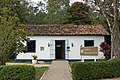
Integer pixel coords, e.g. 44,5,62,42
25,24,109,36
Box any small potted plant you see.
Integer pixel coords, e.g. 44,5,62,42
32,55,38,64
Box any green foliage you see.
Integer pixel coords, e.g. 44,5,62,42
0,65,35,80
27,12,46,25
71,60,120,80
0,0,28,65
67,2,91,25
0,0,29,24
27,1,47,24
0,24,16,65
44,0,69,24
91,16,110,32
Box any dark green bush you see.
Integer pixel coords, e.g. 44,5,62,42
71,60,120,80
0,65,35,80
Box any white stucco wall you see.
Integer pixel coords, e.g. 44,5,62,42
16,36,105,60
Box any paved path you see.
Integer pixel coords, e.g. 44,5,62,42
42,60,72,80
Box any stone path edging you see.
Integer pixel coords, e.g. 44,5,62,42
40,68,49,80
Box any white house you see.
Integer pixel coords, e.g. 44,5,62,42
15,24,109,62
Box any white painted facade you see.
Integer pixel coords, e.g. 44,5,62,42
16,36,105,61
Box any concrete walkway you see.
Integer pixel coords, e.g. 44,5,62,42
42,60,72,80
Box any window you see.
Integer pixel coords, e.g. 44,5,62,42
85,0,88,2
40,47,44,51
84,0,93,2
84,40,94,47
27,40,36,52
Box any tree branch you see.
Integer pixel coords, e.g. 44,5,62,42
95,0,112,33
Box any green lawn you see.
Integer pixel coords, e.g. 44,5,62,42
35,67,48,80
69,62,75,67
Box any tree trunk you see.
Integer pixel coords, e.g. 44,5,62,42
113,26,120,60
113,0,120,60
0,57,6,65
111,34,114,58
2,59,6,65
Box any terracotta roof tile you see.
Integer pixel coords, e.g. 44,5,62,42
24,24,109,36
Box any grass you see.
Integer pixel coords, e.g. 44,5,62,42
69,62,76,67
35,67,48,80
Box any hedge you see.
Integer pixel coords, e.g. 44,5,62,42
0,65,35,80
71,60,120,80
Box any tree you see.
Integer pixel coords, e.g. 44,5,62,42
67,2,92,25
27,1,47,24
43,0,69,24
0,16,27,65
95,0,120,60
0,0,28,65
0,0,29,24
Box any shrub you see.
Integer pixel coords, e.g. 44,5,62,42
100,42,111,60
0,65,35,80
71,60,120,80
